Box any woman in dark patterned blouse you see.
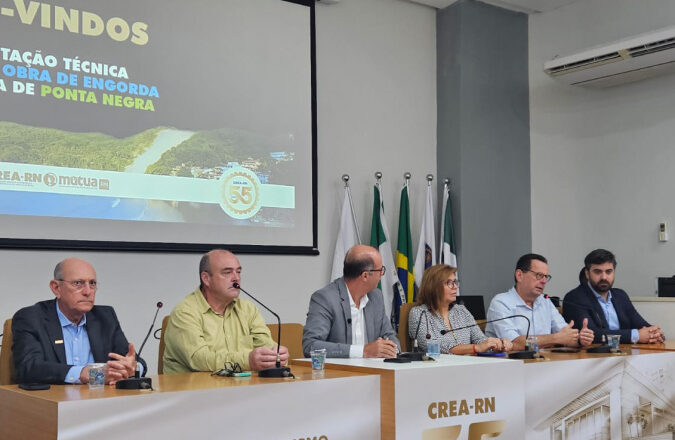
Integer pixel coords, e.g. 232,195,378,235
408,264,512,355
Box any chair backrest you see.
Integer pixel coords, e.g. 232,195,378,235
157,315,169,375
398,303,415,353
457,295,486,321
0,319,15,385
267,323,304,359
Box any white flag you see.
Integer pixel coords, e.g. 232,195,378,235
414,184,436,288
331,186,359,281
439,182,457,268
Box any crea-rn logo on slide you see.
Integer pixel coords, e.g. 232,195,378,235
218,167,262,219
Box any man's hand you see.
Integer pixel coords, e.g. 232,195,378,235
106,343,137,385
79,366,90,384
363,337,398,358
638,326,653,343
501,338,513,352
277,345,290,366
639,325,665,343
649,325,666,343
249,346,281,371
578,318,594,347
555,321,580,346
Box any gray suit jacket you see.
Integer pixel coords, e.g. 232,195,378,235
302,278,399,357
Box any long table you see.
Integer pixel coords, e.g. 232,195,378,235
294,344,675,440
630,339,675,352
293,354,526,439
524,345,675,440
0,365,380,440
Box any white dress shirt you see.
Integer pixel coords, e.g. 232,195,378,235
347,286,369,358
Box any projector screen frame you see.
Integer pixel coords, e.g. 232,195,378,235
0,0,319,256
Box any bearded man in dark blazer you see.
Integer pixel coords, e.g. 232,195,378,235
563,249,665,344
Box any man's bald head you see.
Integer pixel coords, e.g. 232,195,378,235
343,245,380,280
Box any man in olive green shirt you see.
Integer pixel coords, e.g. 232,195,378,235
163,249,289,373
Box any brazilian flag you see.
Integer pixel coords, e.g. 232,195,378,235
396,185,415,303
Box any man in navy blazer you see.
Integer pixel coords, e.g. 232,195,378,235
563,249,665,344
303,245,399,358
12,258,137,384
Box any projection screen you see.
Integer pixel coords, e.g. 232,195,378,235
0,0,317,254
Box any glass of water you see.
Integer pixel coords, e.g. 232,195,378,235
427,340,441,359
88,363,107,389
526,336,539,353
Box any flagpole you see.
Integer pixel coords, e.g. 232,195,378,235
341,174,361,244
404,171,411,187
439,179,448,263
374,171,383,203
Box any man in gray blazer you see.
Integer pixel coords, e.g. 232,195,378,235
303,245,399,358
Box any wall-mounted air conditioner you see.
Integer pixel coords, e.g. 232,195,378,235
544,25,675,88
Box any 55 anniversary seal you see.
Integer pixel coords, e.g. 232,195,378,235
218,167,263,219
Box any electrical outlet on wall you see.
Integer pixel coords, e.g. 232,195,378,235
659,222,669,242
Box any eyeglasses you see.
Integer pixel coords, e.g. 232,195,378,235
58,279,98,290
211,362,243,377
366,267,386,275
445,279,460,288
522,270,552,282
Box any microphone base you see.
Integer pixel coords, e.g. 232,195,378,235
258,366,292,378
550,347,580,353
508,350,537,359
587,345,612,354
397,351,427,362
115,377,152,390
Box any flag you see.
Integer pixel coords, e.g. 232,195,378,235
439,182,457,268
370,182,405,321
331,186,359,282
414,184,436,289
396,184,415,304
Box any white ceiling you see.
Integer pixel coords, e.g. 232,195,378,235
408,0,584,14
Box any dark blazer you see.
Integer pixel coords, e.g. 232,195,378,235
12,299,130,384
302,278,399,357
563,283,650,343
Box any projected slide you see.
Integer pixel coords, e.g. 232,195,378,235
0,0,316,251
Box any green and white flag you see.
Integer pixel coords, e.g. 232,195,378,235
370,182,405,320
439,181,457,268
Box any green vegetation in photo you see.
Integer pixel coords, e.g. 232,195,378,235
0,121,163,171
146,127,276,177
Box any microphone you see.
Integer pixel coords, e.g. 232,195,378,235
115,301,162,390
233,282,292,378
439,314,535,359
137,301,163,365
554,295,612,353
413,310,432,347
398,310,431,361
